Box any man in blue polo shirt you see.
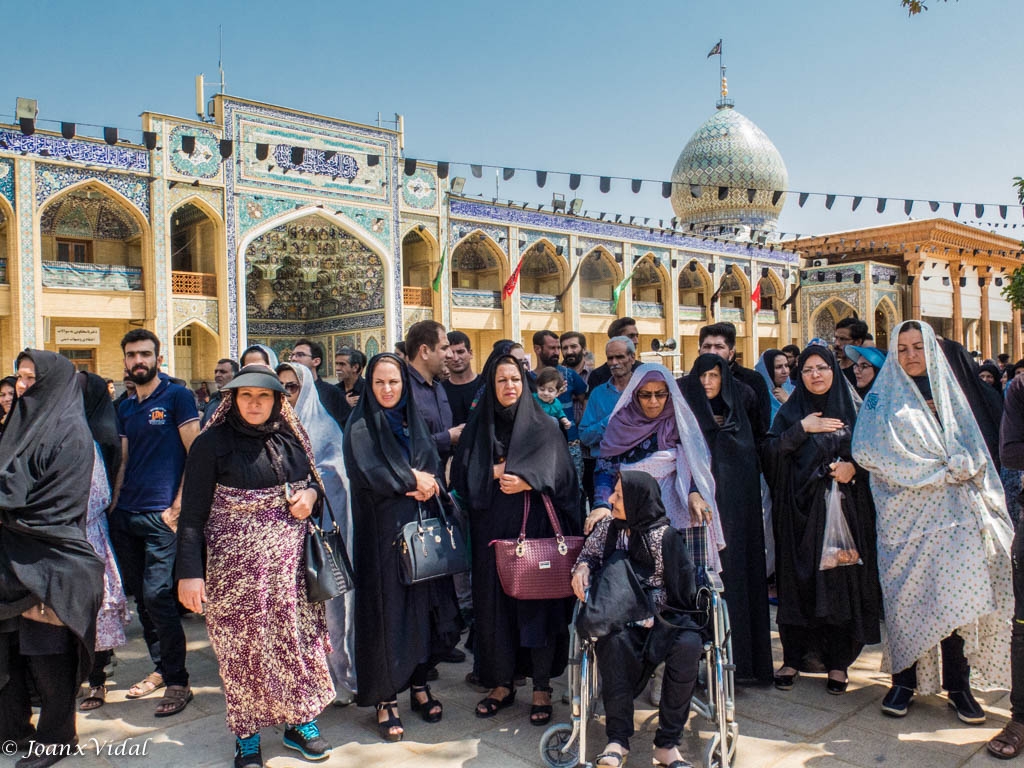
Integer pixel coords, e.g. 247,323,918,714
109,329,200,718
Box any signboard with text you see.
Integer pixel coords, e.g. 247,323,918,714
55,327,100,346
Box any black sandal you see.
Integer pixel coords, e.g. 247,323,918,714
530,686,553,726
410,684,443,723
376,701,403,742
475,685,516,718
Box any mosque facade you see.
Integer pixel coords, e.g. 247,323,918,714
0,92,1012,385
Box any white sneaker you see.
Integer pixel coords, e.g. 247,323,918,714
649,663,664,706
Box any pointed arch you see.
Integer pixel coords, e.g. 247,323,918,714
678,260,712,307
874,295,898,351
450,230,509,291
810,297,858,343
519,238,568,296
236,205,395,350
401,225,439,309
580,247,623,303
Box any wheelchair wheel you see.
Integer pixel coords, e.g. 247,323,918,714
703,723,739,768
539,723,579,768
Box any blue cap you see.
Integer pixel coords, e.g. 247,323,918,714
844,345,887,370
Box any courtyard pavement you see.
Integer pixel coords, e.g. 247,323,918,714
2,610,1013,768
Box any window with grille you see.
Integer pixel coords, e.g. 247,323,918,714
59,348,94,372
56,239,92,263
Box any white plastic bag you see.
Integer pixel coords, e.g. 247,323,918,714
819,481,862,570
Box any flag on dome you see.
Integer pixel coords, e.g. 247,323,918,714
707,40,722,58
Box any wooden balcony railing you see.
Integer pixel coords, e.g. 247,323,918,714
403,285,432,307
172,271,217,296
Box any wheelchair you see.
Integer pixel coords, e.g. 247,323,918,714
539,526,738,768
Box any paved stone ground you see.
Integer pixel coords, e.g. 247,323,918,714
1,609,1012,768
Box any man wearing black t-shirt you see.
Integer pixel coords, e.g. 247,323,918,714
443,331,481,426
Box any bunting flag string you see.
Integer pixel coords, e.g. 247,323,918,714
4,113,1023,223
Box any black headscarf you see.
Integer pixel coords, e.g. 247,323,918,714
344,353,440,487
0,350,103,684
452,348,578,514
681,354,744,437
603,470,670,571
0,376,16,422
772,346,859,433
78,371,121,487
979,363,1003,396
939,338,1003,472
220,389,315,485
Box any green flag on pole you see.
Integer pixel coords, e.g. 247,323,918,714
612,269,636,310
431,246,447,292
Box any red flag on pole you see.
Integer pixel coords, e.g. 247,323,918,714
502,259,525,302
751,282,762,313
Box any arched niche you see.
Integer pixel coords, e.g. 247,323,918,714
519,240,566,296
170,198,223,297
633,255,667,306
401,226,439,307
451,231,507,292
171,321,220,387
811,298,858,342
755,269,785,311
718,267,750,315
678,261,711,307
874,296,898,351
580,248,622,302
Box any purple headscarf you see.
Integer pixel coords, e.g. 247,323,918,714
599,370,680,457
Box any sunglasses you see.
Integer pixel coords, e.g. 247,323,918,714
637,391,670,401
282,382,300,394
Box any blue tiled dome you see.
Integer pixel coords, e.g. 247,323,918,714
671,105,788,234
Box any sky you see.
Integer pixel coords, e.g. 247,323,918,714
6,0,1023,239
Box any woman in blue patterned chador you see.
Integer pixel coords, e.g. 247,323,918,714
853,321,1013,724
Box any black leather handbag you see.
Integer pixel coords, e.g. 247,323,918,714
395,493,470,585
304,494,355,603
575,551,655,639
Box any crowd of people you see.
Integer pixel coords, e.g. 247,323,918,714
1,313,1022,768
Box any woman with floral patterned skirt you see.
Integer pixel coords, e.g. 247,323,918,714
177,365,335,768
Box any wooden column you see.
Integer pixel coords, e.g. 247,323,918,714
980,278,992,360
1013,307,1023,361
950,263,964,344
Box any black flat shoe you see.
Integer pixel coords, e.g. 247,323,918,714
773,670,798,690
948,689,986,724
476,686,516,718
375,701,404,742
881,685,914,717
826,678,849,695
410,684,443,723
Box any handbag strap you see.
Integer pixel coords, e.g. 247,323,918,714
518,492,566,539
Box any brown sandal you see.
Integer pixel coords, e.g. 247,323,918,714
125,672,164,699
988,720,1024,760
154,685,193,717
79,685,106,711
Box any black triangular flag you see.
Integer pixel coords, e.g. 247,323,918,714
771,190,783,205
975,203,984,218
661,182,672,199
631,179,642,193
904,199,913,215
852,196,862,211
437,161,449,179
255,143,269,161
536,170,547,188
470,164,482,178
747,188,756,203
876,198,887,213
292,147,305,165
929,200,940,212
142,131,157,150
503,167,515,181
404,158,417,176
1000,205,1008,220
181,135,196,155
718,186,729,201
600,177,611,193
825,194,836,209
104,127,118,146
570,174,581,190
61,122,76,140
953,202,961,216
798,192,809,207
219,140,233,159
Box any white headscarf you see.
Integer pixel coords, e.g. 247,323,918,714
280,361,355,693
606,363,724,569
852,320,1012,689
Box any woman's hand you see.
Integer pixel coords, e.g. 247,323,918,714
287,487,318,519
498,473,532,495
178,578,206,614
571,564,590,602
829,460,856,484
774,387,789,404
801,412,845,433
493,463,505,480
406,469,439,502
584,507,612,534
688,491,713,526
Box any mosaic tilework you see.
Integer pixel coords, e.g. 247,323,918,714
521,228,567,253
401,168,437,210
35,164,150,218
0,159,12,206
16,160,36,346
40,193,140,239
581,297,615,314
520,294,562,313
450,220,509,254
151,156,170,346
173,297,219,333
670,106,788,231
248,312,385,336
0,130,149,173
168,184,223,214
450,199,794,264
452,289,501,309
168,124,222,179
578,237,620,258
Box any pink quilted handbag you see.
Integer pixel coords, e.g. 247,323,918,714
491,493,584,600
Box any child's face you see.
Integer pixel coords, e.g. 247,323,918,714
537,383,558,403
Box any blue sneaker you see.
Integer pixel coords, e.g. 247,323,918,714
233,733,262,768
283,720,332,761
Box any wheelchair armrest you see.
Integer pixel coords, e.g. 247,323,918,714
703,566,724,593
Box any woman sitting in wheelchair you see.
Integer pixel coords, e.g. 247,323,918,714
571,470,704,768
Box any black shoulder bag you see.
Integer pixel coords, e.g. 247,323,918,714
395,492,470,585
304,492,355,603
